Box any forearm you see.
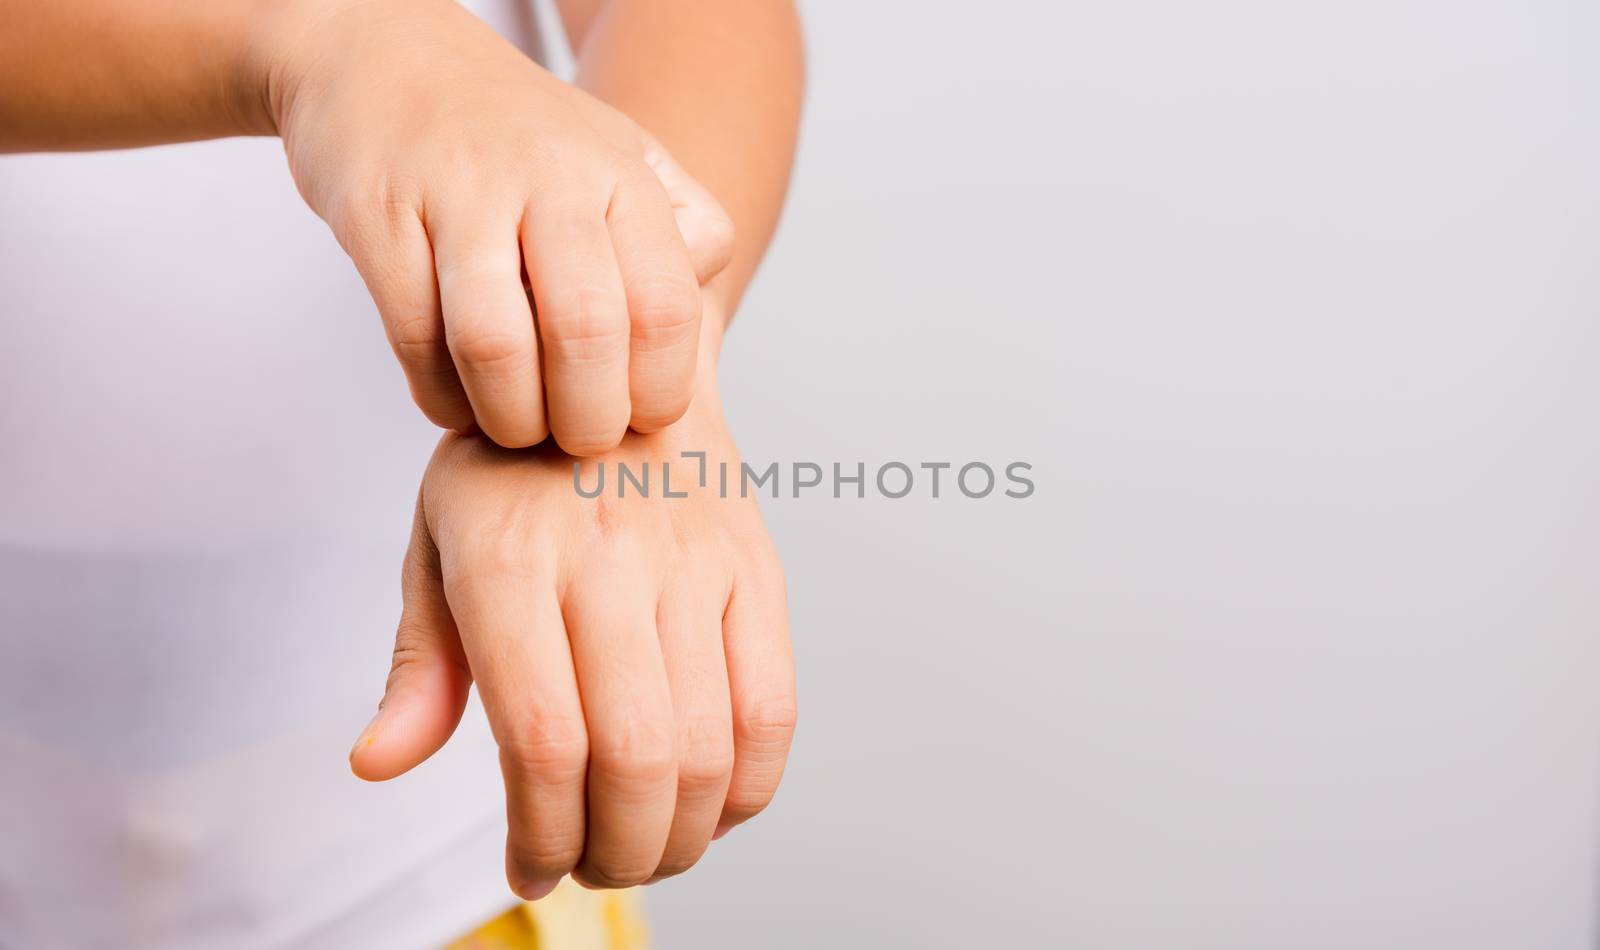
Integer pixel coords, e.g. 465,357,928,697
0,0,289,151
559,0,805,323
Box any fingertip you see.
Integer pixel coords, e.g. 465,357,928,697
628,356,698,436
348,680,467,782
348,710,408,782
414,392,477,433
347,728,425,783
628,398,690,435
551,424,627,458
511,875,562,903
480,417,550,450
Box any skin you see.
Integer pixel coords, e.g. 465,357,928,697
338,0,805,897
352,302,797,895
0,0,745,453
268,0,739,450
558,0,806,317
2,0,805,898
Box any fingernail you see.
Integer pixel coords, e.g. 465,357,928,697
515,877,562,902
349,712,381,761
711,819,736,841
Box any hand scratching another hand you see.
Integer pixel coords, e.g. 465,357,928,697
266,0,735,453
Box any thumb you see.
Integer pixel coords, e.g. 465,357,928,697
350,494,473,782
641,133,736,284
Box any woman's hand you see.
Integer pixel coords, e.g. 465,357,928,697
349,342,796,896
264,0,734,452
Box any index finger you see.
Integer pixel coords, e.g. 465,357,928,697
440,555,589,900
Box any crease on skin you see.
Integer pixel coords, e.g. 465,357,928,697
718,558,736,609
555,598,592,710
589,490,617,537
652,595,669,650
719,571,739,646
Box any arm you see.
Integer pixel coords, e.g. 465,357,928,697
557,0,805,323
0,0,276,150
0,0,734,456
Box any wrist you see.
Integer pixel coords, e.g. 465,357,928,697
249,0,355,136
217,0,344,138
251,0,430,136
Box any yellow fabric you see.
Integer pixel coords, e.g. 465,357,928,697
444,880,648,950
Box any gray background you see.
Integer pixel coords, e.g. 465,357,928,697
647,1,1600,947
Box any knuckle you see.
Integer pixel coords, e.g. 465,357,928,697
589,703,676,791
382,633,433,694
450,529,536,584
500,715,590,783
539,290,629,362
366,173,419,218
333,175,418,248
627,274,700,342
736,693,799,752
677,716,735,792
449,327,530,374
388,314,447,364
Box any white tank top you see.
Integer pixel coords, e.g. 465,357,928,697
0,3,562,946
